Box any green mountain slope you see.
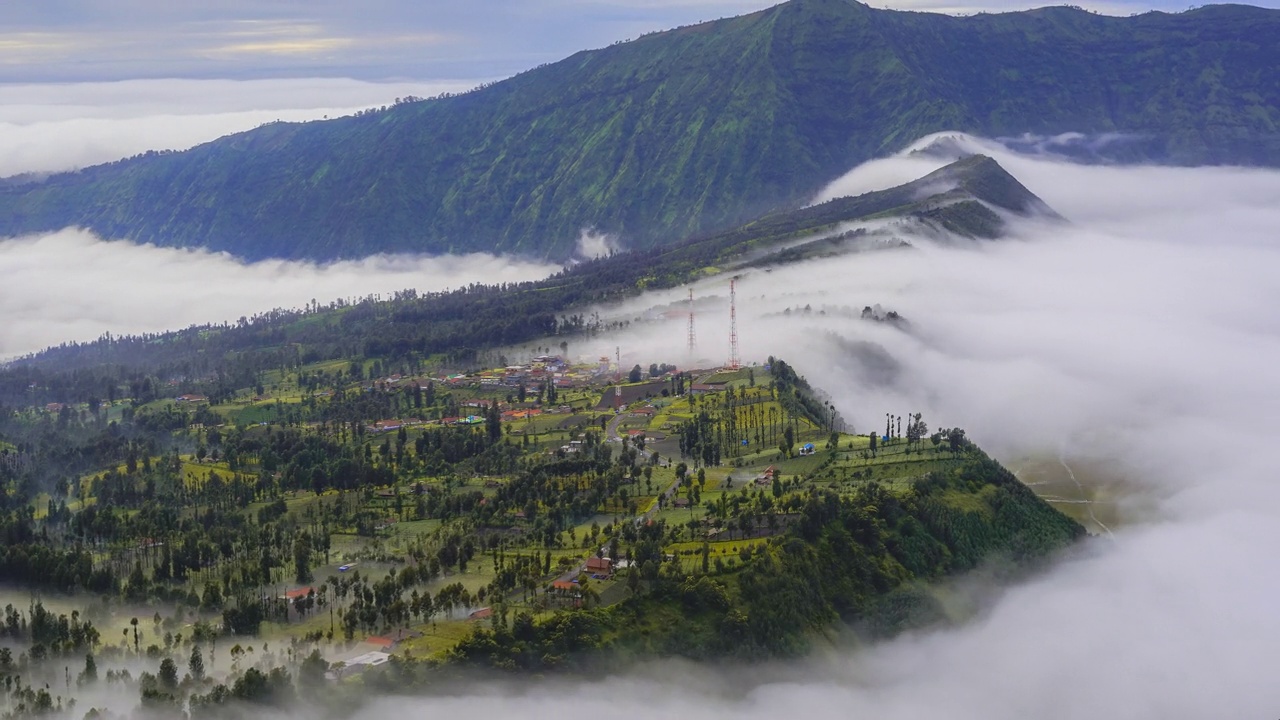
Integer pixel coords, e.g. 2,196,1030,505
1,0,1276,260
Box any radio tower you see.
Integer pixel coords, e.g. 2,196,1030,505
613,346,623,411
686,289,696,358
728,277,741,370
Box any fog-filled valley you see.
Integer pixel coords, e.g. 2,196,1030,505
524,136,1280,717
0,230,559,360
0,78,568,359
2,47,1280,717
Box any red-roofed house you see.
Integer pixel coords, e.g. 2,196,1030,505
585,556,614,576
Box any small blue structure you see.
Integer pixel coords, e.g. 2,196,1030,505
799,443,816,456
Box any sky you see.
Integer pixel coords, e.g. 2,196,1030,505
2,0,1278,83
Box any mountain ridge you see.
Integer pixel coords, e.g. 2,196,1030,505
0,0,1276,260
7,154,1047,374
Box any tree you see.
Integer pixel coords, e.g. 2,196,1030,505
79,653,98,686
293,534,312,584
906,412,927,448
158,658,178,691
628,364,642,383
299,649,329,686
188,645,205,681
486,401,501,443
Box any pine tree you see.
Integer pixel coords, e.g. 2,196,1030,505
188,645,205,681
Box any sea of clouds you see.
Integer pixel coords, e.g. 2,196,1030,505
539,133,1280,719
0,78,559,359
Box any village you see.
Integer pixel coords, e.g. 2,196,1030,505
13,337,962,688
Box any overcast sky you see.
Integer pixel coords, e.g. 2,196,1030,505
3,0,1277,83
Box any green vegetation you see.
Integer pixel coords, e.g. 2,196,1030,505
0,153,1090,716
1,0,1277,260
0,343,1084,717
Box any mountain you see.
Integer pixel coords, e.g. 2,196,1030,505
5,154,1047,378
1,0,1275,261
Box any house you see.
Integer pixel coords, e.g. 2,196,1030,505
328,651,390,680
175,394,208,403
672,497,691,508
365,635,396,649
550,580,578,593
468,607,493,620
799,443,816,456
282,586,313,601
374,628,420,646
585,556,614,576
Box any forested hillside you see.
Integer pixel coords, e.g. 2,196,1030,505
0,0,1277,260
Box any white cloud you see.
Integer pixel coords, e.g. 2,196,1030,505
0,228,557,359
0,78,479,176
515,137,1280,717
574,227,625,259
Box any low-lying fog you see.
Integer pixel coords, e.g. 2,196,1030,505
531,133,1280,718
0,229,558,359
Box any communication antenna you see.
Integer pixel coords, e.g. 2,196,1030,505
687,289,696,358
728,277,741,370
614,346,623,411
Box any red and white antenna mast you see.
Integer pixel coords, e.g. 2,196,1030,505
728,277,741,370
686,289,696,358
613,345,622,410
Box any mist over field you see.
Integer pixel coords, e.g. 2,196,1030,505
0,78,479,177
0,229,558,359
